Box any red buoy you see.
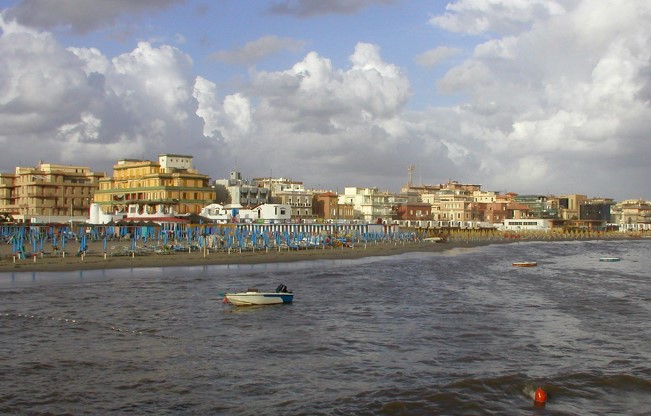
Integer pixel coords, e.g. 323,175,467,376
534,387,547,406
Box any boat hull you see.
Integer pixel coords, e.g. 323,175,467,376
599,257,621,262
225,292,294,306
512,262,537,267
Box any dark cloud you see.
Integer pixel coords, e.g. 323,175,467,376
267,0,396,18
4,0,183,34
210,35,305,65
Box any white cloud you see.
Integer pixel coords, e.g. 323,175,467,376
429,0,569,35
1,1,651,200
415,46,462,68
428,0,651,197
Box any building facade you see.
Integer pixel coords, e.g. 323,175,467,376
214,172,271,207
339,187,395,222
93,154,214,216
0,162,104,223
312,192,355,221
253,177,314,219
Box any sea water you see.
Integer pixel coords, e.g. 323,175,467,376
1,239,650,415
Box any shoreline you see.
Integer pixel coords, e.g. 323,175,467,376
0,234,639,273
0,240,483,273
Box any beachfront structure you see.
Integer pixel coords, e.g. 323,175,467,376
501,218,552,231
200,203,292,223
214,172,271,207
93,154,214,216
0,162,104,223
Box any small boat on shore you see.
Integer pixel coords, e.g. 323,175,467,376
224,284,293,306
599,257,621,262
512,261,538,267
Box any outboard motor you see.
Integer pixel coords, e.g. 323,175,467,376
276,284,289,293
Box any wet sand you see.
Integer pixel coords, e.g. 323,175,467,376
0,239,489,273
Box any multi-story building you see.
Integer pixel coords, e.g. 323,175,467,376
93,154,214,216
513,195,550,218
339,187,396,223
557,194,588,220
0,162,104,223
611,199,651,230
215,172,271,207
254,177,314,220
422,191,473,224
312,192,355,221
482,202,509,224
579,198,615,222
402,180,482,197
392,201,432,222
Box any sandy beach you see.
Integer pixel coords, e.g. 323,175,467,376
0,238,480,273
1,229,638,273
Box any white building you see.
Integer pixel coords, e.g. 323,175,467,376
500,218,551,231
339,187,394,222
201,203,291,223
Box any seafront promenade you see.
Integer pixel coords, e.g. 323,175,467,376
0,223,638,273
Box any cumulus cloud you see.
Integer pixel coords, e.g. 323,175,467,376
428,0,651,197
0,16,225,172
1,0,651,200
429,0,569,35
211,35,306,65
4,0,182,34
415,46,462,68
268,0,397,17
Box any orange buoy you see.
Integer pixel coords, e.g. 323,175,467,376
534,387,547,406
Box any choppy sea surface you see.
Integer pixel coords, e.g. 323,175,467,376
1,239,650,415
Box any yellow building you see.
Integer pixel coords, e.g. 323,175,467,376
0,163,104,222
94,154,215,216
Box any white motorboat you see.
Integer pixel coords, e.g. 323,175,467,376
224,284,293,306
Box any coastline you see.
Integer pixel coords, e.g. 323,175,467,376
0,239,483,273
0,233,638,273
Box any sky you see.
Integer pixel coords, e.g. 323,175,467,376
1,0,650,201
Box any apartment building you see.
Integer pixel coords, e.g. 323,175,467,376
611,199,651,229
93,154,214,216
254,177,314,219
312,191,355,221
339,187,395,222
214,172,271,207
0,162,104,223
